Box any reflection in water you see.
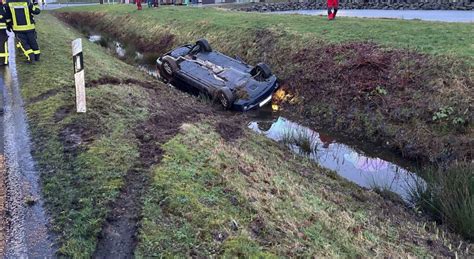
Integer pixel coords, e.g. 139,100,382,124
88,35,127,59
88,35,102,43
249,117,423,202
114,41,126,58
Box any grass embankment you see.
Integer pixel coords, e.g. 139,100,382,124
59,5,474,59
55,6,473,163
19,13,155,256
54,6,473,240
15,12,471,257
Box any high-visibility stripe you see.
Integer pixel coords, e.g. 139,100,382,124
0,14,6,29
4,40,8,64
8,2,35,31
16,41,30,61
0,41,8,64
33,50,40,54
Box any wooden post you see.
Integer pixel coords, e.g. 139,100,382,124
72,39,86,113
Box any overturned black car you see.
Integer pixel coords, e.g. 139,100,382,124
157,39,278,111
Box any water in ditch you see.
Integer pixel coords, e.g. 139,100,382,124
248,116,423,202
89,35,159,78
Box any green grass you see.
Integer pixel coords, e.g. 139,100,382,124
17,14,154,256
58,5,474,61
137,123,458,257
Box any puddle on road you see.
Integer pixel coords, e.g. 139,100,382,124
249,117,423,202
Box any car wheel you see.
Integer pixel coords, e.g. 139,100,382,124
217,87,235,110
196,39,212,52
160,57,178,82
251,63,272,81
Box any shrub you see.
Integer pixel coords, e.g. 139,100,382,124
410,162,474,240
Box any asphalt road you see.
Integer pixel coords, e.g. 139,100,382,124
274,9,474,22
42,3,98,10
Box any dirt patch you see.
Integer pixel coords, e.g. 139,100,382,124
59,122,99,155
88,76,157,90
216,120,244,142
93,86,214,258
281,42,473,163
26,88,65,105
54,105,74,123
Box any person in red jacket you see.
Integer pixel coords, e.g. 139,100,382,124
327,0,338,20
136,0,142,10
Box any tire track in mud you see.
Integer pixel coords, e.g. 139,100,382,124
2,34,54,258
93,89,209,258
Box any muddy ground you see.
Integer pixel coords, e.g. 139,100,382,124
91,78,210,258
48,74,245,257
55,11,473,166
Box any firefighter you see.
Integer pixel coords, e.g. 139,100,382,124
0,2,8,65
327,0,338,20
4,0,40,63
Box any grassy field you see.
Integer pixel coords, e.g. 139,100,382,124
61,5,474,60
12,12,472,257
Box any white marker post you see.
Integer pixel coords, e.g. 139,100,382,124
72,38,86,113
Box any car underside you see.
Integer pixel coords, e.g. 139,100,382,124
157,39,279,111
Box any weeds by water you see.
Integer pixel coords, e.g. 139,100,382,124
281,128,317,155
410,161,474,240
368,177,404,204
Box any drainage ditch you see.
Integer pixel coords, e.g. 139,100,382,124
87,33,426,204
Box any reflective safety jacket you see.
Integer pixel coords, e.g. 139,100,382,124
0,4,7,30
5,0,40,32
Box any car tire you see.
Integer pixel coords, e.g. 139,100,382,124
160,57,178,83
196,39,212,52
217,87,235,110
251,63,272,80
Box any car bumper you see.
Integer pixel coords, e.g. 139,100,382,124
233,81,279,112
